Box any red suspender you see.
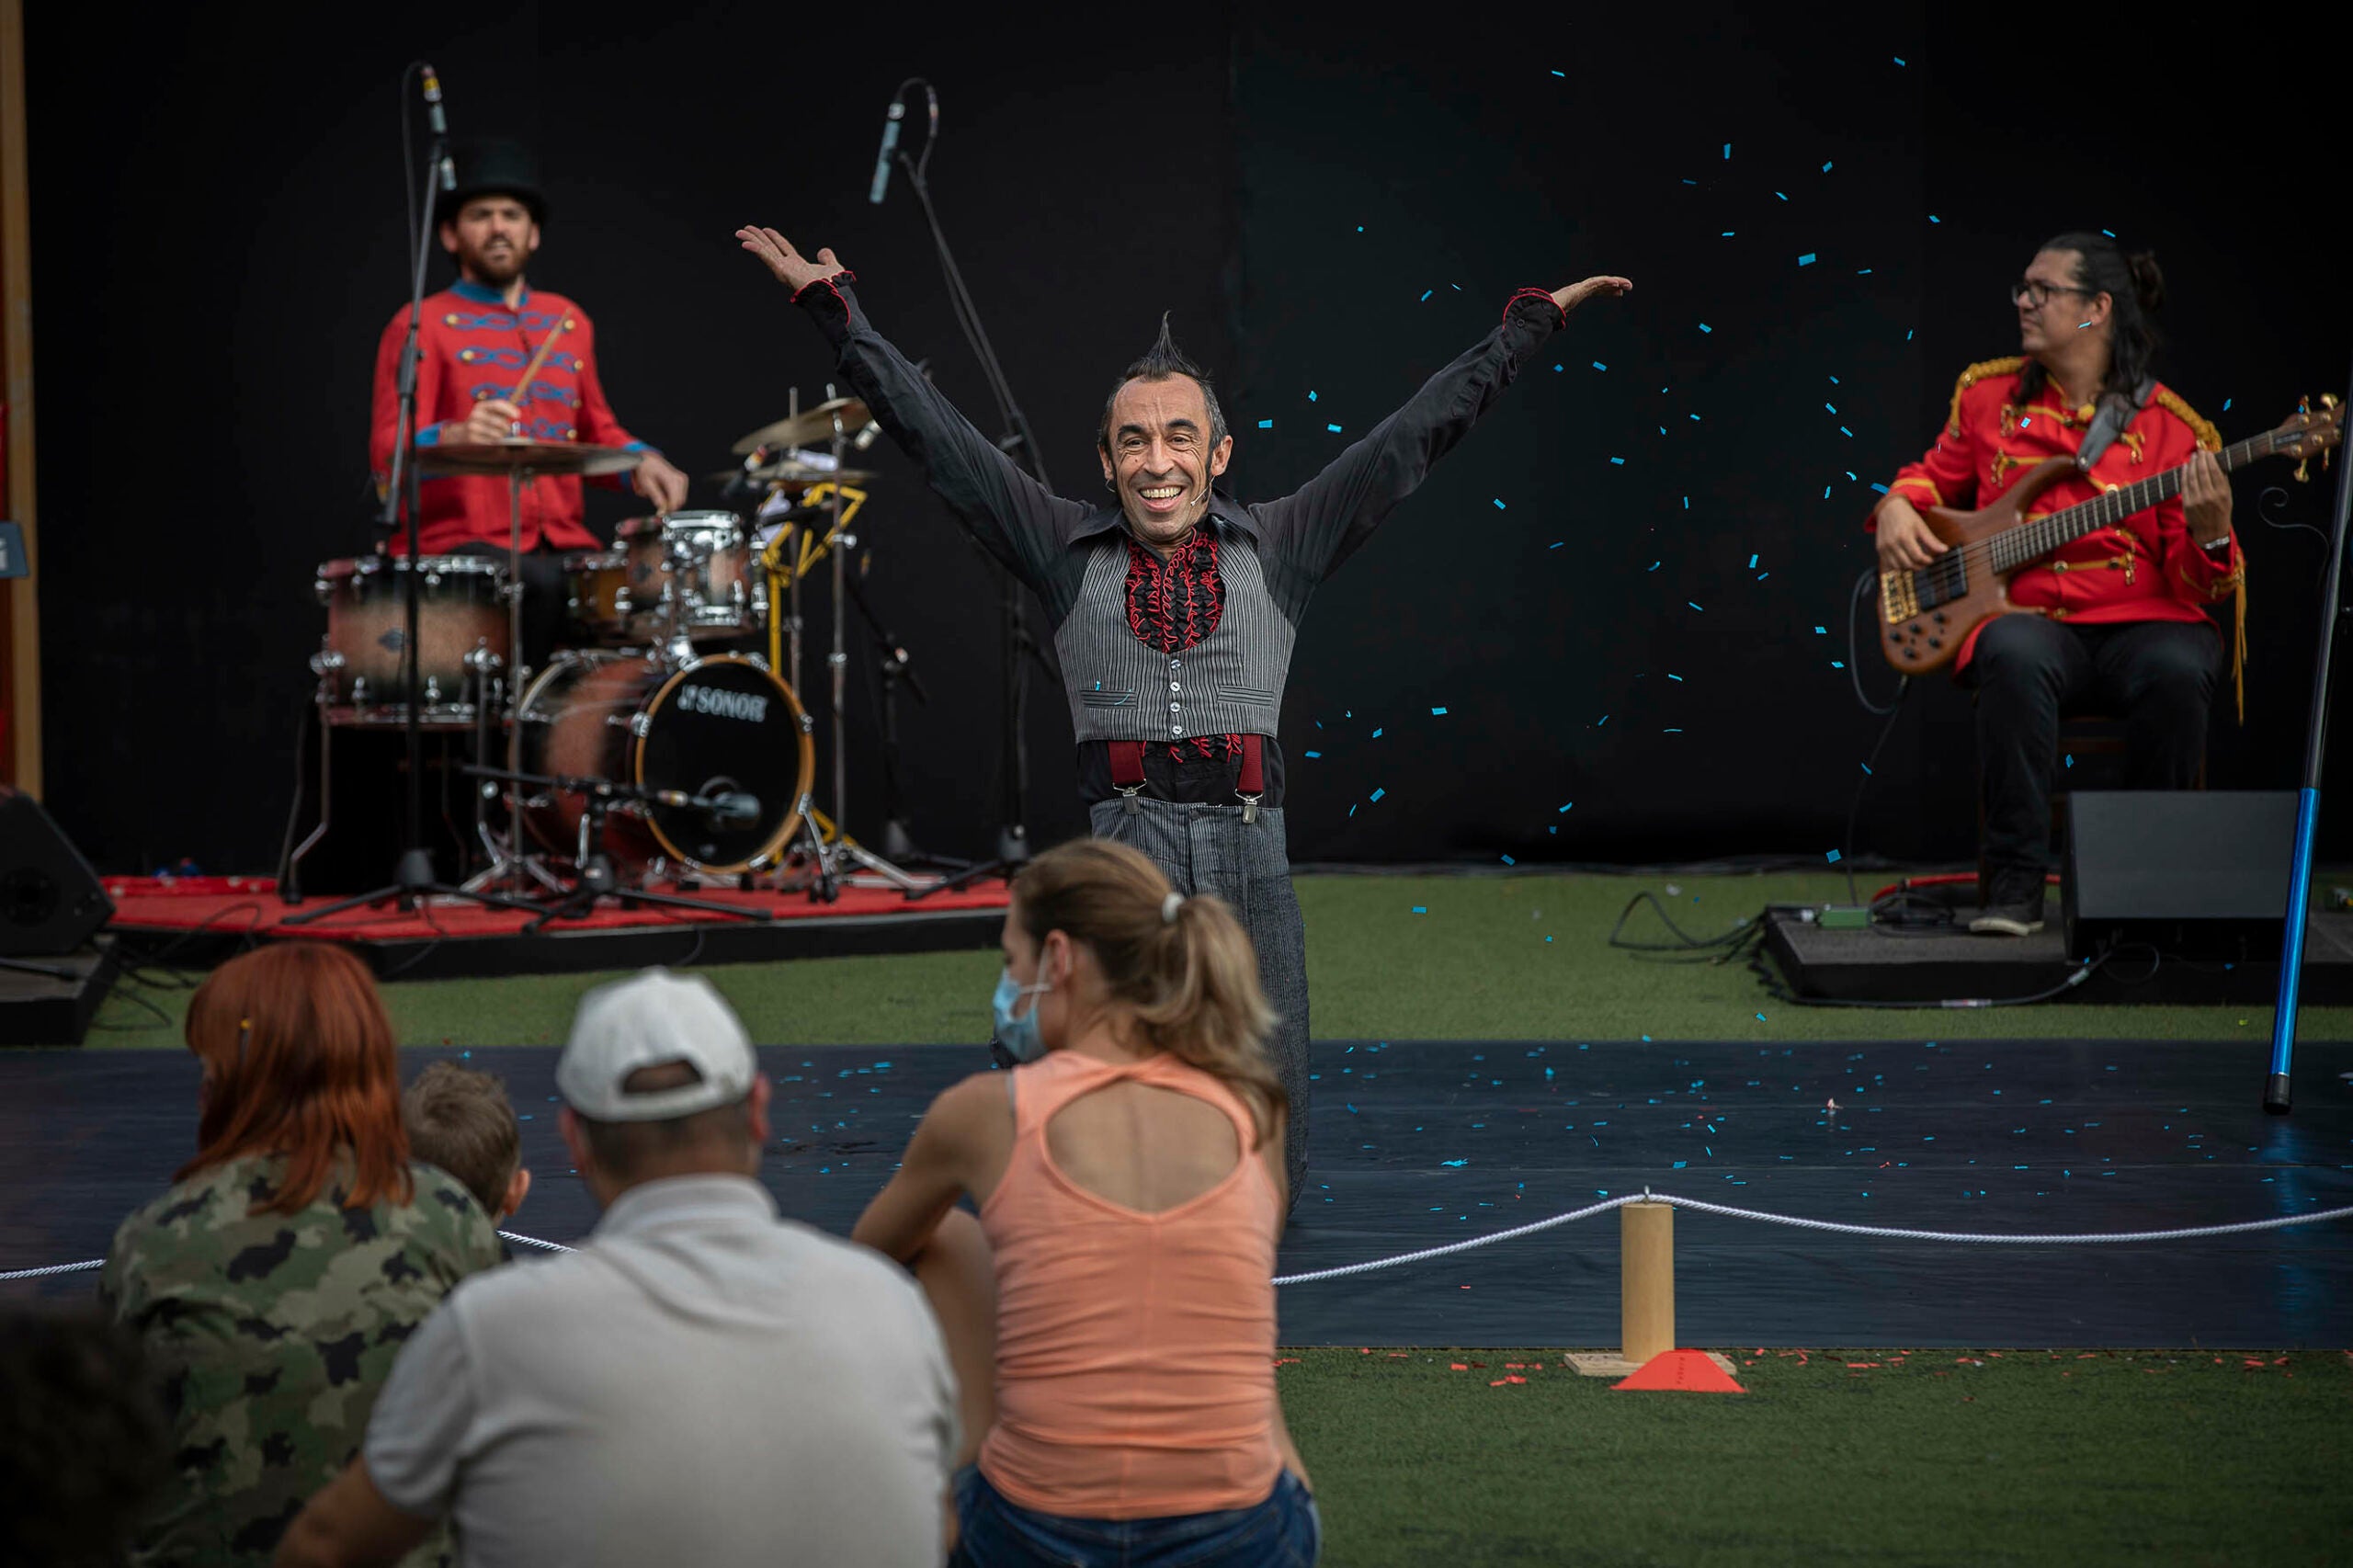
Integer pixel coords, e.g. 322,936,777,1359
1109,740,1149,790
1108,735,1263,821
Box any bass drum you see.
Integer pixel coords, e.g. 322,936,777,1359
515,651,813,874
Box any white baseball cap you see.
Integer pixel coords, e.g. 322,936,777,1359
556,969,756,1122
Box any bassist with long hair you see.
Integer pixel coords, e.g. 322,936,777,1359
1871,233,2244,936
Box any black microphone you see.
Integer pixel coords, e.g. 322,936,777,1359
421,64,454,192
868,98,904,205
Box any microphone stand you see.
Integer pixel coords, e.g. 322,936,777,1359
883,80,1058,902
285,65,545,926
2264,379,2353,1115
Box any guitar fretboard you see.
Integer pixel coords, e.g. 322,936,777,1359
1984,430,2287,574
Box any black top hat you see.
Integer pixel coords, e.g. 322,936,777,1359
436,138,548,226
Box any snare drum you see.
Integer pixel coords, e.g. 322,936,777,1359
515,650,813,874
561,550,634,643
618,511,765,642
312,555,508,724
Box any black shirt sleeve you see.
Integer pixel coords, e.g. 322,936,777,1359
791,275,1088,597
1246,290,1567,613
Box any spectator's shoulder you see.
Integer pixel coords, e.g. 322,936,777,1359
1947,357,2026,434
2148,382,2222,452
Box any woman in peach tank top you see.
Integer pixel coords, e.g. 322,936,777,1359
856,838,1319,1567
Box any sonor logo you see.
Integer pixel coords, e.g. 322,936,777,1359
677,685,768,723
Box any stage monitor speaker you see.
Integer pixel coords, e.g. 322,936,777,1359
0,786,115,957
2062,790,2296,962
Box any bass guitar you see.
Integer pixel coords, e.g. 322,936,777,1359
1879,397,2341,676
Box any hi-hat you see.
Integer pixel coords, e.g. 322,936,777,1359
730,398,872,454
420,438,643,478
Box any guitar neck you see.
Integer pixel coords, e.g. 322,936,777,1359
1985,429,2285,573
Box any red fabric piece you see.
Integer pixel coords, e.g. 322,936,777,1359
1504,286,1567,329
1876,366,2241,671
369,287,646,555
1123,530,1238,759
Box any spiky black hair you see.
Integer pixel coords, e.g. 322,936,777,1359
1097,312,1230,451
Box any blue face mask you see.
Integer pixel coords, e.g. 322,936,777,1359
991,967,1053,1062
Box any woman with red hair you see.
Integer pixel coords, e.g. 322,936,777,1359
100,941,503,1567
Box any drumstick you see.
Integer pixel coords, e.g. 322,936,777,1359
484,316,571,428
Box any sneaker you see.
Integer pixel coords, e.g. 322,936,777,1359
1969,869,2047,937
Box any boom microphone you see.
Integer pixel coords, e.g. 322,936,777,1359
420,64,454,191
868,98,904,205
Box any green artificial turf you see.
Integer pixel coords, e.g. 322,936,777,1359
74,870,2353,1049
1278,1346,2353,1567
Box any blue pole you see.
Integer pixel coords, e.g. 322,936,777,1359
2268,380,2353,1116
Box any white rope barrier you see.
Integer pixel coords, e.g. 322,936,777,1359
10,1199,2349,1289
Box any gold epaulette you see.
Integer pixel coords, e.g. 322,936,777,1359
1948,357,2026,433
2152,386,2222,452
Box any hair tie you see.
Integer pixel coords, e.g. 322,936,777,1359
1162,892,1184,925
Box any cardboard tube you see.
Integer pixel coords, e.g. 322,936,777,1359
1620,1201,1675,1364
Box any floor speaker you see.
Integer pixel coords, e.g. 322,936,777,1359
2062,790,2296,961
0,786,115,957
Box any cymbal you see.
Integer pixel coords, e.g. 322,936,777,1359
730,397,872,455
419,438,643,478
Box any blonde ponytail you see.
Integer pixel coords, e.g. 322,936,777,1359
1011,840,1285,1144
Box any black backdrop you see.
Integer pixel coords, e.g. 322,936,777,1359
24,3,2349,876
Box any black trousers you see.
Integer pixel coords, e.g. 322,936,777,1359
1961,614,2220,878
449,541,570,678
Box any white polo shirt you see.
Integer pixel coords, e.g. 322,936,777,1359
365,1175,958,1568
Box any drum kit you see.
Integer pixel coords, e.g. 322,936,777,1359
285,392,938,924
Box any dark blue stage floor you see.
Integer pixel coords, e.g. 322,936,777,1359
6,1040,2348,1347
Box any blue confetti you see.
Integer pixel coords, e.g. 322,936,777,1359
1683,496,1689,509
1370,787,1386,801
1442,1158,1467,1166
1648,561,1661,571
1870,482,1889,494
1928,214,1940,223
1697,322,1712,333
1839,426,1854,437
1326,423,1342,433
1558,801,1574,812
1551,68,1565,76
1372,727,1383,738
1410,903,1425,913
1798,252,1817,267
1893,55,1906,64
1825,848,1842,863
1303,749,1321,758
1747,553,1758,568
1419,290,1432,302
1776,191,1788,200
1493,498,1507,510
1668,673,1684,682
2065,754,2074,768
1688,600,1704,611
1308,390,1317,402
1592,360,1608,370
1431,706,1449,715
2102,228,2115,237
1860,762,1872,775
1550,540,1565,549
1689,413,1702,422
1722,231,1736,238
1822,161,1834,172
1501,854,1516,865
2223,397,2233,412
1610,456,1625,464
1826,403,1838,414
1814,625,1827,634
1722,142,1731,158
1256,418,1273,428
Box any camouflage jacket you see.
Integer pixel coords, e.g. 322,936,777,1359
99,1153,504,1567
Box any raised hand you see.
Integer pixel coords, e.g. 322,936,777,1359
736,227,848,295
1552,276,1632,313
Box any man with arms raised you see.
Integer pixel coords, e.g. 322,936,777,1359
739,226,1628,1201
276,970,960,1568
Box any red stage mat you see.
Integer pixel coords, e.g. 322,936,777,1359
97,875,1011,979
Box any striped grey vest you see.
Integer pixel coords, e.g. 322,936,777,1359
1057,523,1295,744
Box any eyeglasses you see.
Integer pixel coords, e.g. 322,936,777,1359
2010,279,2096,309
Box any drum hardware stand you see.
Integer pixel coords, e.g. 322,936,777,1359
879,77,1051,892
841,561,961,870
457,464,568,900
460,765,773,931
285,72,548,927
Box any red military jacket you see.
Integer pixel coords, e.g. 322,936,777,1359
1881,357,2244,698
369,280,652,555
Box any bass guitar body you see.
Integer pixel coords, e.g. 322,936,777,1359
1878,456,2076,677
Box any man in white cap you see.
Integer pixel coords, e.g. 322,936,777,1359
276,970,960,1568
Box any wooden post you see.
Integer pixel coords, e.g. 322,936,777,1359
0,0,40,795
1620,1200,1675,1364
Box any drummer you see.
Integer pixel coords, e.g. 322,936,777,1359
367,137,689,666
